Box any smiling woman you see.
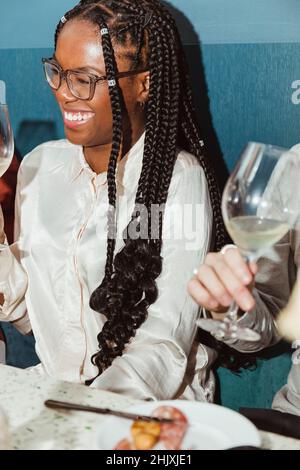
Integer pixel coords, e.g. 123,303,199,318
0,0,225,401
49,13,151,175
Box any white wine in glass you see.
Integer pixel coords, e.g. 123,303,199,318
226,216,290,256
198,142,300,342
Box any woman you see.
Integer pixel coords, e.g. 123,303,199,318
0,0,225,400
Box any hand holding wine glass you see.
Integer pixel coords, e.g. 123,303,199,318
197,142,300,342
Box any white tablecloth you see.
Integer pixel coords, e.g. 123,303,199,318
0,365,299,450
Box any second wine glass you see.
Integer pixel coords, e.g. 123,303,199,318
198,142,300,342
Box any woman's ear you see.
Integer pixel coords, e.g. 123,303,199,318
137,72,150,106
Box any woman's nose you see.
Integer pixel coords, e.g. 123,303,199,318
55,78,76,102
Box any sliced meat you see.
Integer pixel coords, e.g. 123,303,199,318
152,406,188,450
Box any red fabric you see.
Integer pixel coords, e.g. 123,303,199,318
0,154,20,244
0,156,16,365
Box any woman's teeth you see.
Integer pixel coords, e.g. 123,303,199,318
64,111,94,122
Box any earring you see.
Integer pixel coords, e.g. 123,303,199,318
140,101,146,109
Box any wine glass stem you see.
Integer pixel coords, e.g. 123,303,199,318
224,253,253,325
225,300,239,323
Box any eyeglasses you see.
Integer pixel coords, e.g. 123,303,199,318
42,58,147,101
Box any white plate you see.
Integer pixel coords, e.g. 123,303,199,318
95,400,261,450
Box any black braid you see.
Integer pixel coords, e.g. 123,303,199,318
55,0,248,379
85,10,123,286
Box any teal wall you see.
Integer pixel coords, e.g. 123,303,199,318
0,1,297,409
1,1,300,168
2,0,300,48
1,43,300,170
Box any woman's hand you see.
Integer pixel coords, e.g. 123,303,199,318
188,246,258,318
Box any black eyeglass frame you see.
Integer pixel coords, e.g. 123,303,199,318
42,57,148,101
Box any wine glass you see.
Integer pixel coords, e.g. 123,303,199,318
0,80,14,249
197,142,300,342
0,81,14,177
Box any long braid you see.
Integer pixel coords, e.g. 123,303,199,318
155,29,180,206
147,24,172,207
55,0,240,379
82,11,123,290
176,37,227,250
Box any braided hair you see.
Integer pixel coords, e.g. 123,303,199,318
55,0,231,381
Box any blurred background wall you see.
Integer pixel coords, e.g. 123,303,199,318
1,0,300,168
0,0,298,409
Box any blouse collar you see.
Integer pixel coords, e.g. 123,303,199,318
70,132,145,190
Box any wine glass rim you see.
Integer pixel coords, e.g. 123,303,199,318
246,141,288,151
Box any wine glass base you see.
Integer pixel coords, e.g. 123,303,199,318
197,318,261,342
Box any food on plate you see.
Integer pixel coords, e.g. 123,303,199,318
114,405,188,450
153,406,188,450
131,421,161,450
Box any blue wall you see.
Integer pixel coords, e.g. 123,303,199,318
1,1,300,168
2,0,300,47
1,43,300,170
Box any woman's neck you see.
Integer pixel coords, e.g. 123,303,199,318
83,127,145,175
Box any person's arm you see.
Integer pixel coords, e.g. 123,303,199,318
223,241,291,352
91,162,212,400
0,163,30,335
188,237,294,353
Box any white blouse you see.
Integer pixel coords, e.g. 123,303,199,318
0,133,214,400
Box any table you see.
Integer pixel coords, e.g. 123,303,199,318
1,365,300,450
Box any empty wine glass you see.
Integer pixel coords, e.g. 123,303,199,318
198,142,300,342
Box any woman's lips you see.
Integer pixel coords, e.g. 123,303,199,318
63,110,95,129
